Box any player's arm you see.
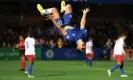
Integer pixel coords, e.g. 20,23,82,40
80,8,90,29
90,42,93,53
121,39,126,55
85,42,89,50
47,14,67,36
24,39,27,47
16,44,19,48
88,42,93,53
32,38,35,46
122,47,125,56
24,40,26,46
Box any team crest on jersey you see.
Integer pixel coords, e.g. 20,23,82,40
66,35,70,39
70,15,72,17
72,33,75,36
85,30,87,32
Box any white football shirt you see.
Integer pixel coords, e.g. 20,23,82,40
114,37,125,55
86,41,93,54
25,37,35,55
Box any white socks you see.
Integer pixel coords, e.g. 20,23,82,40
42,6,67,14
62,6,66,12
42,8,52,14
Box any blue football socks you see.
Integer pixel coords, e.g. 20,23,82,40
110,64,120,72
120,65,124,75
27,64,33,75
85,58,89,63
89,59,92,67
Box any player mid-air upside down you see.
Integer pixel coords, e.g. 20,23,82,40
37,0,89,52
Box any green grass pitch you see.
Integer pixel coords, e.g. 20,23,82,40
0,60,132,80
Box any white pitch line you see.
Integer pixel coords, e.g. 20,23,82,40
69,66,133,73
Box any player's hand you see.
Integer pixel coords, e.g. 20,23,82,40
16,44,19,48
113,54,115,58
82,8,90,14
123,53,126,56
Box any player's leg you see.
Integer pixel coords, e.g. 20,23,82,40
37,4,52,16
37,4,60,21
26,55,35,78
27,59,34,78
88,54,93,67
61,1,73,27
20,50,26,71
84,54,89,66
120,61,128,77
20,56,26,70
37,4,67,36
108,55,121,77
60,0,66,13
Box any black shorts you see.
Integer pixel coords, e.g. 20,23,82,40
20,50,25,57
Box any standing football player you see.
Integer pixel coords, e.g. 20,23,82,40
18,35,26,71
85,37,94,67
108,33,128,77
25,32,35,78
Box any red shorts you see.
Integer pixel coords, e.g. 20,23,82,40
115,55,123,63
26,55,35,60
86,53,93,58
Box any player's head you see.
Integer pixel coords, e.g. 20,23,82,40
19,35,24,40
76,39,85,52
88,37,93,41
27,31,34,38
121,33,127,40
118,33,127,40
117,33,127,40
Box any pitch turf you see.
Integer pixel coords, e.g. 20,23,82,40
0,60,132,80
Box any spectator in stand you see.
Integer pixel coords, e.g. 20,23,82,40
57,38,63,48
35,39,39,47
49,39,56,48
106,38,113,49
44,39,49,48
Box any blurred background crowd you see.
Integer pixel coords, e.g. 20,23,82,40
0,19,133,49
0,1,133,49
